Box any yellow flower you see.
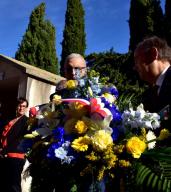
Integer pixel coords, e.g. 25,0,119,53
71,136,90,152
52,94,62,105
97,166,105,181
102,93,116,103
86,151,99,161
158,129,170,140
103,145,118,169
92,130,113,151
74,120,88,134
119,160,131,167
141,128,146,141
126,136,146,158
113,145,124,154
64,102,89,119
88,86,93,97
66,80,77,89
72,102,85,110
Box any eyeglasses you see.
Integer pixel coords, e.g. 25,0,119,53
66,66,86,71
18,104,27,108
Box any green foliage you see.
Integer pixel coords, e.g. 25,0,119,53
60,0,86,76
15,3,59,74
117,93,137,112
135,147,171,191
164,0,171,47
129,0,164,51
86,50,145,107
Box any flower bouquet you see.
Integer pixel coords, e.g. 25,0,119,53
23,69,171,192
120,104,171,192
24,72,122,191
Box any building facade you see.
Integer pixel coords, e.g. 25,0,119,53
0,54,64,120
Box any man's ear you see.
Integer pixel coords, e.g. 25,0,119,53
145,47,158,65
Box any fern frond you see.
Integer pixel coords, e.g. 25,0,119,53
135,161,171,191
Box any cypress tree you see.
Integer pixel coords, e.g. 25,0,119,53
129,0,163,51
15,3,59,74
129,0,148,51
60,0,86,76
165,0,171,46
150,0,164,38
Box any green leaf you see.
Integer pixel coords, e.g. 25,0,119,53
140,167,151,185
152,175,158,189
163,178,168,191
147,172,155,187
158,178,162,191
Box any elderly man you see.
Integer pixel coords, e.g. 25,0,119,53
63,53,87,80
134,36,171,113
50,53,87,100
30,54,87,191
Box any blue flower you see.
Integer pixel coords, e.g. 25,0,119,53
111,127,120,141
52,126,64,141
101,86,119,98
110,87,119,98
47,142,62,158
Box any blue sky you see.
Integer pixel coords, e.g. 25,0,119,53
0,0,165,61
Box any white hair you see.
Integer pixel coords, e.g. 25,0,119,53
64,53,86,65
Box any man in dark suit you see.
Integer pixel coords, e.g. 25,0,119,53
134,36,171,191
134,36,171,114
0,97,29,192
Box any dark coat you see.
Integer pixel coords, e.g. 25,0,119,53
0,115,28,155
143,66,171,113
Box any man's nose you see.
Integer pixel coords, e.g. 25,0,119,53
71,68,76,76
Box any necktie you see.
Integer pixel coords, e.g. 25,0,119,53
153,85,159,96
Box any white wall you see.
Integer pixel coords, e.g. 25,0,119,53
26,77,56,108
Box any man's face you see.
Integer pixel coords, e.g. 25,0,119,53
16,101,28,116
64,57,87,80
134,49,150,82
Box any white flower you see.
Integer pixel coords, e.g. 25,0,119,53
54,142,74,164
146,131,156,149
135,110,145,119
55,147,67,160
54,141,74,164
63,156,74,164
151,120,160,129
62,141,70,148
78,79,86,87
136,104,144,111
122,103,160,130
143,120,152,129
151,113,160,120
92,77,99,83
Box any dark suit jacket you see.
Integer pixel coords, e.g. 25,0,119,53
143,66,171,113
0,115,28,155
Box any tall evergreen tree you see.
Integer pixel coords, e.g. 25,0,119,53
165,0,171,47
151,0,163,38
15,3,59,74
60,0,86,76
129,0,163,51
